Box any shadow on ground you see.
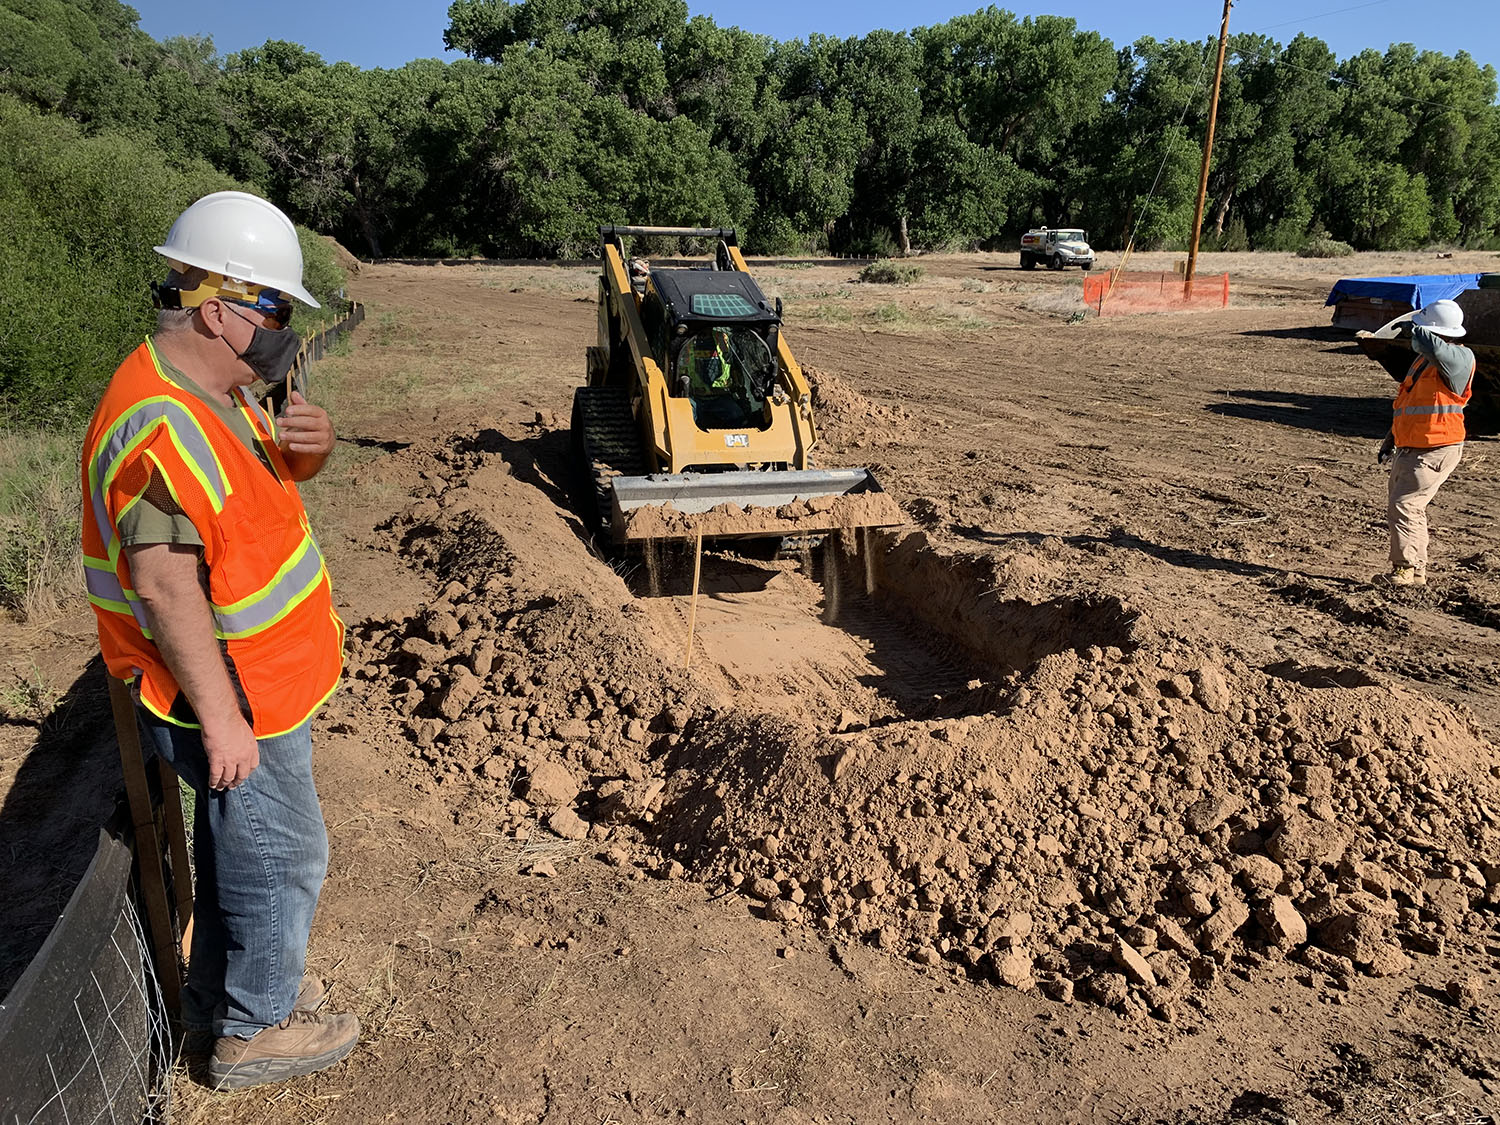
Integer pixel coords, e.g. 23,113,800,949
1239,324,1364,355
1206,389,1390,439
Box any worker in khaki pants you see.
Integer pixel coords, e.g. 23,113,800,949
1376,299,1476,586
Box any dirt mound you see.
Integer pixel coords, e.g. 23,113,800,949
342,437,696,843
805,364,912,446
339,423,1499,1024
651,578,1500,1018
322,234,363,274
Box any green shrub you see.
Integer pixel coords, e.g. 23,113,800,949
0,95,345,426
1253,215,1312,252
1296,236,1355,258
859,259,924,284
0,96,232,423
1213,217,1250,252
293,227,351,333
844,226,901,259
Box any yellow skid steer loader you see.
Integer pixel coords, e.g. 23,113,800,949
571,225,902,544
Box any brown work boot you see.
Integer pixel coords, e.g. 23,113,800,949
208,1008,359,1090
1390,566,1426,586
181,972,327,1061
295,972,328,1013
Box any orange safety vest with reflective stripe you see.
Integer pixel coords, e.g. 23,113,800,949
1392,354,1472,449
80,340,344,737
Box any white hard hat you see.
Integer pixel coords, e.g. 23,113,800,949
154,191,320,308
1412,298,1465,338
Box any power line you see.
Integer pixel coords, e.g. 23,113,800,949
1244,0,1400,37
1229,39,1491,115
1111,44,1213,283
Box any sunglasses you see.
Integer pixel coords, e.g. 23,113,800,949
223,295,294,330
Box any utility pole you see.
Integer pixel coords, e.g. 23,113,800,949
1186,0,1232,289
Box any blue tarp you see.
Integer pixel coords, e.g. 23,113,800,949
1325,273,1482,307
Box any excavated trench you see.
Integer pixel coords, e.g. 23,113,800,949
626,531,1140,726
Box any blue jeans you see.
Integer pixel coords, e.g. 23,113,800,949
138,711,329,1038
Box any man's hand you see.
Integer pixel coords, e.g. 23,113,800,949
204,715,260,790
277,390,334,480
127,542,261,789
1377,433,1396,466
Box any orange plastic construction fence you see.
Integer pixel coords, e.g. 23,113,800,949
1081,270,1230,316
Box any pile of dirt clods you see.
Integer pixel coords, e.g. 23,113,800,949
338,432,1499,1021
652,640,1500,1020
339,441,700,852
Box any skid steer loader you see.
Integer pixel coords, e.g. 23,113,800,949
570,225,902,543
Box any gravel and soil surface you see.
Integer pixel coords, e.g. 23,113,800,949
2,249,1499,1123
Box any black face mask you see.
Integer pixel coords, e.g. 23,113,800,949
224,305,301,384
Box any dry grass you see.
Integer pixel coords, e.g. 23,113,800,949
0,425,84,620
476,266,594,296
1019,287,1089,318
0,658,64,720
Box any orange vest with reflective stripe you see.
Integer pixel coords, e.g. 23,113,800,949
81,341,344,738
1392,354,1472,449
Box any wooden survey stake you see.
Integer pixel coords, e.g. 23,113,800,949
684,531,704,668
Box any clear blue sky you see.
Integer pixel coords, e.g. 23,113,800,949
131,0,1496,73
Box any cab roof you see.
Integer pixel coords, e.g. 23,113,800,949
650,268,778,327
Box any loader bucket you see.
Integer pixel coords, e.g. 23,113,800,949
611,468,904,542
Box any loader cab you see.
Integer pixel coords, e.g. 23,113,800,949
646,269,782,431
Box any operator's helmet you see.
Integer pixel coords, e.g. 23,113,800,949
1412,299,1465,338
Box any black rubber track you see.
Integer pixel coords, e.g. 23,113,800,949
571,386,648,535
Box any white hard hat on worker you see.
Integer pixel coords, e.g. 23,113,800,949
154,190,320,308
1412,299,1465,338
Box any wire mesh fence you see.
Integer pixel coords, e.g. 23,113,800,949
0,822,175,1125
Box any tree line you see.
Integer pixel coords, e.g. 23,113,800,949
4,0,1499,264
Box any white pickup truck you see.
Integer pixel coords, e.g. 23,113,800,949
1019,228,1095,271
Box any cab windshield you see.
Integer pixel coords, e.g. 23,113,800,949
1054,230,1087,242
674,326,776,429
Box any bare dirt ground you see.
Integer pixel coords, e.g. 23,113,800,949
3,250,1499,1123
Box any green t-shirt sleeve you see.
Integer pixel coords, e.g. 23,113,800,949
115,461,205,548
116,498,205,548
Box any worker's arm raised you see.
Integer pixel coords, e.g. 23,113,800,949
125,542,259,790
276,390,335,481
1412,326,1475,396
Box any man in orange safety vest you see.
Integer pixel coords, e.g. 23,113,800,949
80,191,357,1089
1376,299,1476,586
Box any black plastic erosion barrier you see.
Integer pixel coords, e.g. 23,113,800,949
0,810,169,1125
